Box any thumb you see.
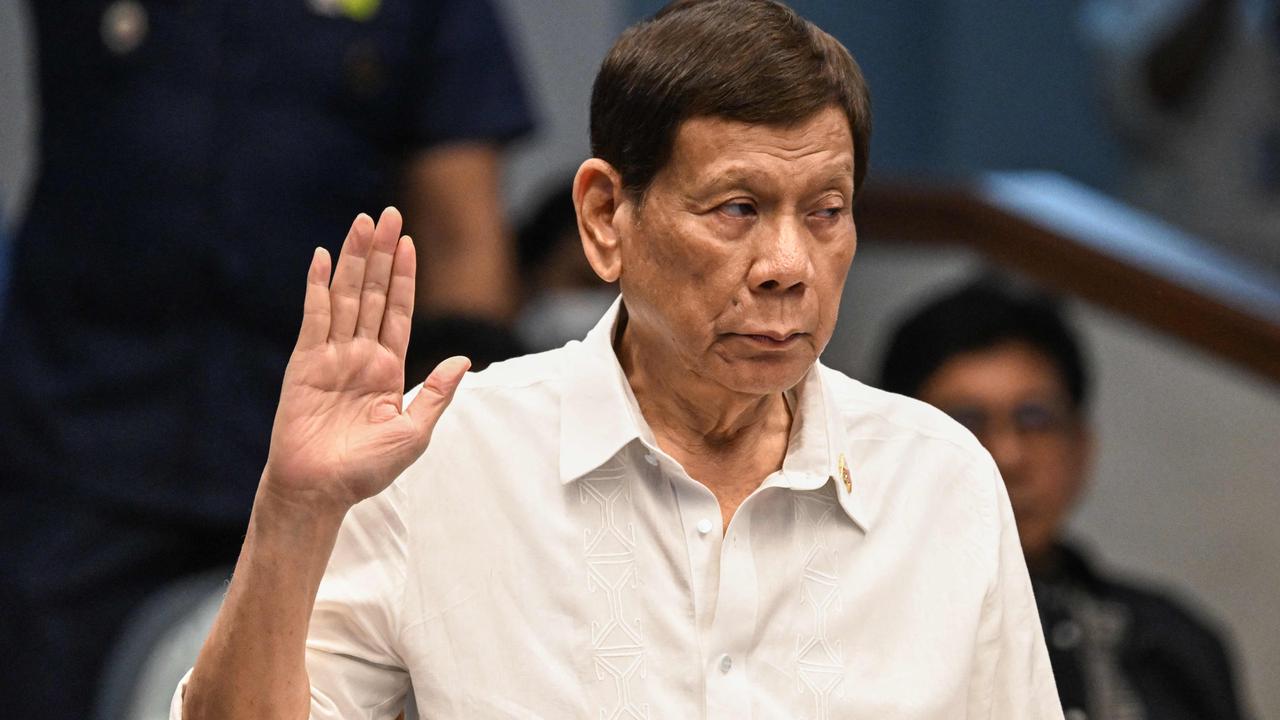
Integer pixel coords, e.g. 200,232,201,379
407,355,471,432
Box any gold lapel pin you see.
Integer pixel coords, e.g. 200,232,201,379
838,453,852,493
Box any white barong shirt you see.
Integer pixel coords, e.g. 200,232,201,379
173,299,1062,719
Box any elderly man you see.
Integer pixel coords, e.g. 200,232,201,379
880,280,1248,720
178,2,1062,718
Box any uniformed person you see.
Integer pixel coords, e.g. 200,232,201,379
0,2,533,718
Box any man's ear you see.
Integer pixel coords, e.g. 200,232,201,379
573,158,627,284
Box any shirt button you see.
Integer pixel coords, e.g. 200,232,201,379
1065,709,1087,720
101,0,149,55
718,654,733,674
696,518,713,535
643,452,658,466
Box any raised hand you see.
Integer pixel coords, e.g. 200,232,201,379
262,207,469,513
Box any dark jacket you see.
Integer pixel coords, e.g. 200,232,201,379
1033,543,1248,720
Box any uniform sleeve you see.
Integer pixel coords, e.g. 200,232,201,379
168,485,412,720
408,0,536,148
967,463,1065,719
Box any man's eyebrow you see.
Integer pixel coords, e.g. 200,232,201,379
700,167,761,189
816,161,856,187
697,163,855,192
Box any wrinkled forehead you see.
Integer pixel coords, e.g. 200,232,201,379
661,108,856,189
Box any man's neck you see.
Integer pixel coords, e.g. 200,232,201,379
615,316,793,526
635,374,790,460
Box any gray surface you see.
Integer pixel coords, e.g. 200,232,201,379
493,0,623,220
0,0,36,227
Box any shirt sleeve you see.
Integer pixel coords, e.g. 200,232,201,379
967,463,1066,719
305,482,413,718
408,0,536,148
168,484,412,720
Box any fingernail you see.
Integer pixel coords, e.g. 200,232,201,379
440,356,471,387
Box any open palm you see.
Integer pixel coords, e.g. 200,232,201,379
263,208,468,512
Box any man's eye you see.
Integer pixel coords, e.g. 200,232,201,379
1013,403,1065,433
721,202,756,218
814,206,844,219
946,407,988,436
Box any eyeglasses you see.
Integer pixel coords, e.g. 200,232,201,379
941,400,1077,441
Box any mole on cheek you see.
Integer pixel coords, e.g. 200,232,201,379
682,253,711,282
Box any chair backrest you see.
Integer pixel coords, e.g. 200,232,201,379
94,567,422,720
94,569,229,720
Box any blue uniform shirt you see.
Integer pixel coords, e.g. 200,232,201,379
1,0,534,526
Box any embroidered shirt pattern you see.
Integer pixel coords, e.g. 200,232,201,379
580,456,648,720
793,489,846,720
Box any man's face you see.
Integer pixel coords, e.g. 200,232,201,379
917,341,1092,566
614,106,857,396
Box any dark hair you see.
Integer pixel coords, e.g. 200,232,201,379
516,176,578,274
590,0,872,199
878,279,1090,410
405,316,526,384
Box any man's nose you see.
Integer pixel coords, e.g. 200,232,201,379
750,216,814,293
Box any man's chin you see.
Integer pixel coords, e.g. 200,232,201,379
715,354,815,396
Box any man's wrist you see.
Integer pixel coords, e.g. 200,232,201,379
252,473,350,541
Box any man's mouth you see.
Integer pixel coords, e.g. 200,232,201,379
732,332,805,348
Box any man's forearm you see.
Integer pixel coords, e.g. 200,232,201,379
180,206,462,718
416,215,515,320
402,143,517,321
182,484,347,720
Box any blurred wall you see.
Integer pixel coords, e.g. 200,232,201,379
0,0,35,317
630,0,1125,190
0,0,36,227
492,0,624,218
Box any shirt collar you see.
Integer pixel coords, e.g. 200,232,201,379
559,296,871,532
559,297,650,484
771,351,873,532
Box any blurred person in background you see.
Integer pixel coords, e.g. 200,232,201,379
403,175,613,385
1082,0,1280,271
510,175,615,353
880,279,1249,720
0,1,532,718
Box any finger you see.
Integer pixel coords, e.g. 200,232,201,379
328,213,375,342
406,356,470,433
356,207,403,339
379,235,417,359
296,247,332,351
